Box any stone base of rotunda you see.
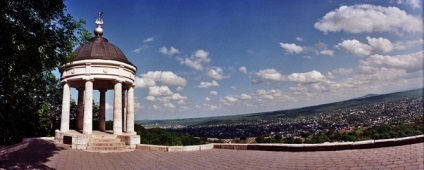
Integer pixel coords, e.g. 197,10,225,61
54,129,140,150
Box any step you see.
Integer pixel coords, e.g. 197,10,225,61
90,138,121,142
91,135,117,139
86,146,128,150
84,149,135,153
88,142,126,146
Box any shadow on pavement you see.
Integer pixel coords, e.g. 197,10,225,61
0,139,66,169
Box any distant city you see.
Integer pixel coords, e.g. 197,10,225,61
139,89,423,139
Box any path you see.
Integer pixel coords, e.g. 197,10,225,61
0,139,423,170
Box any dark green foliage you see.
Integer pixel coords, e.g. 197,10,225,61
0,0,86,145
135,124,205,146
274,134,282,142
255,135,277,143
240,136,247,141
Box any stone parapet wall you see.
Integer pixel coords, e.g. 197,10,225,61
0,138,30,157
0,137,54,157
136,144,214,152
214,135,424,152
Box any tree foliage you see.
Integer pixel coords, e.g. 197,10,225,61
0,0,85,145
134,124,206,146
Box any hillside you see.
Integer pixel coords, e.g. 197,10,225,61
136,88,423,127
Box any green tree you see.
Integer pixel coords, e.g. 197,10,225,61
0,0,85,145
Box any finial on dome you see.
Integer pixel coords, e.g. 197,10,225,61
94,11,104,36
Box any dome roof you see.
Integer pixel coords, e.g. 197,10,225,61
73,36,134,66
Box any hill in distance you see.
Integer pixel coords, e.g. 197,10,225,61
136,88,423,128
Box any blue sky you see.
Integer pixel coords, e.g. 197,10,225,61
64,0,423,120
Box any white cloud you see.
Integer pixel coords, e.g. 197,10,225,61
132,46,146,53
399,0,422,9
163,103,175,109
198,80,219,88
159,46,180,56
178,49,211,70
170,93,187,100
240,93,252,100
135,71,187,89
287,70,327,83
239,66,247,74
224,96,238,103
148,86,173,96
134,100,144,111
336,39,373,57
207,67,229,80
210,91,218,96
408,0,421,9
280,43,304,54
145,96,156,101
135,76,156,88
176,86,184,92
205,97,211,101
360,51,423,72
315,4,423,34
296,37,304,41
143,37,154,43
256,68,285,81
332,68,353,75
319,49,334,56
366,37,394,53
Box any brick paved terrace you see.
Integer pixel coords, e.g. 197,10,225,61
0,139,423,170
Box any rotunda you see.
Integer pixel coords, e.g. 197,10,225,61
55,13,140,150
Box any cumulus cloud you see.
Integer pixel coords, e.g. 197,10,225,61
280,43,304,54
314,4,423,34
145,96,156,101
319,49,334,56
337,37,398,56
163,103,175,109
240,93,252,100
336,39,373,56
210,91,218,96
135,76,156,88
397,0,422,9
366,37,394,53
135,71,187,88
296,37,304,41
360,51,423,72
287,70,327,83
159,46,180,56
197,80,219,88
239,66,247,74
178,49,211,70
256,68,285,81
407,0,421,9
148,86,173,96
170,93,187,100
207,67,229,80
332,68,353,75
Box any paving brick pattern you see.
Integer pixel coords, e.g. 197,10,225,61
0,139,423,170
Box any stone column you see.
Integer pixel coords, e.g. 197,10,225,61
99,89,107,131
113,80,122,135
60,82,70,132
126,85,135,133
122,88,126,132
83,79,94,135
76,88,84,131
